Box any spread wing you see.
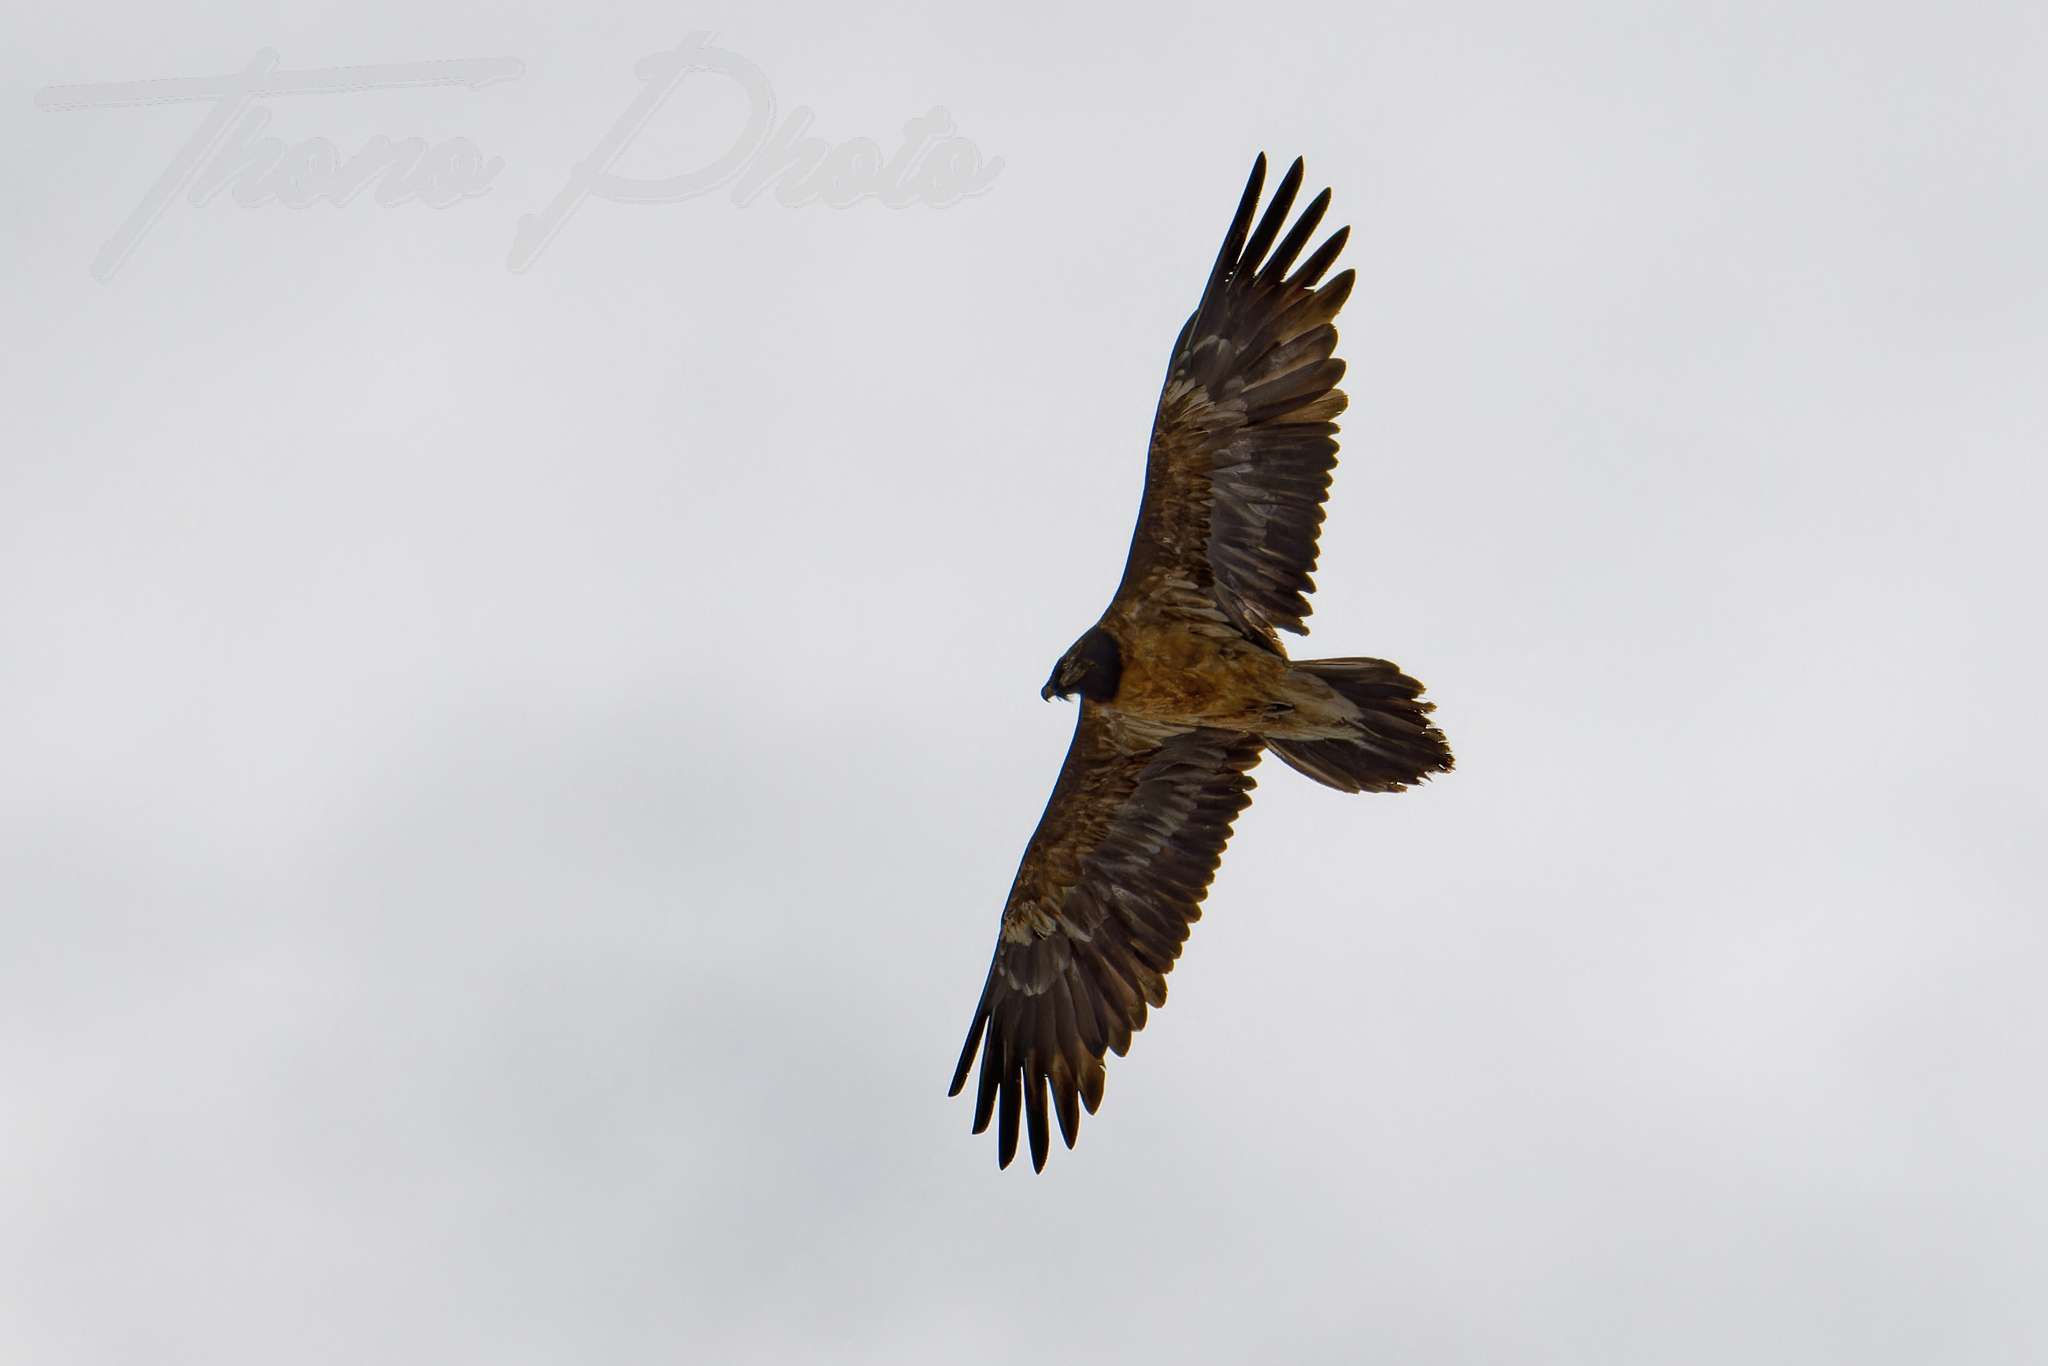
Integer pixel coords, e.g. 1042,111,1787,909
949,709,1262,1170
1114,154,1356,647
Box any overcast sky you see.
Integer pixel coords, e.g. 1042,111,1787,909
5,3,2045,1362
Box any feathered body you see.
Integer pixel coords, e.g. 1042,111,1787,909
951,155,1455,1171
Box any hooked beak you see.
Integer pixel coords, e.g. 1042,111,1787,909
1041,678,1061,702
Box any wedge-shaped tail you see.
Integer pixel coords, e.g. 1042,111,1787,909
1267,657,1454,793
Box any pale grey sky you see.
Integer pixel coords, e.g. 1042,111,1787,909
5,3,2045,1363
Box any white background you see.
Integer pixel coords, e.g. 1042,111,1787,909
6,3,2044,1362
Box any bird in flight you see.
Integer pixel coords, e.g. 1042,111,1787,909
949,154,1455,1171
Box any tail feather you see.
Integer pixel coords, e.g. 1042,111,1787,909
1268,657,1453,793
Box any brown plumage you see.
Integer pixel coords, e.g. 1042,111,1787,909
950,155,1454,1171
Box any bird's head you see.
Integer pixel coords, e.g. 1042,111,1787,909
1041,627,1124,703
